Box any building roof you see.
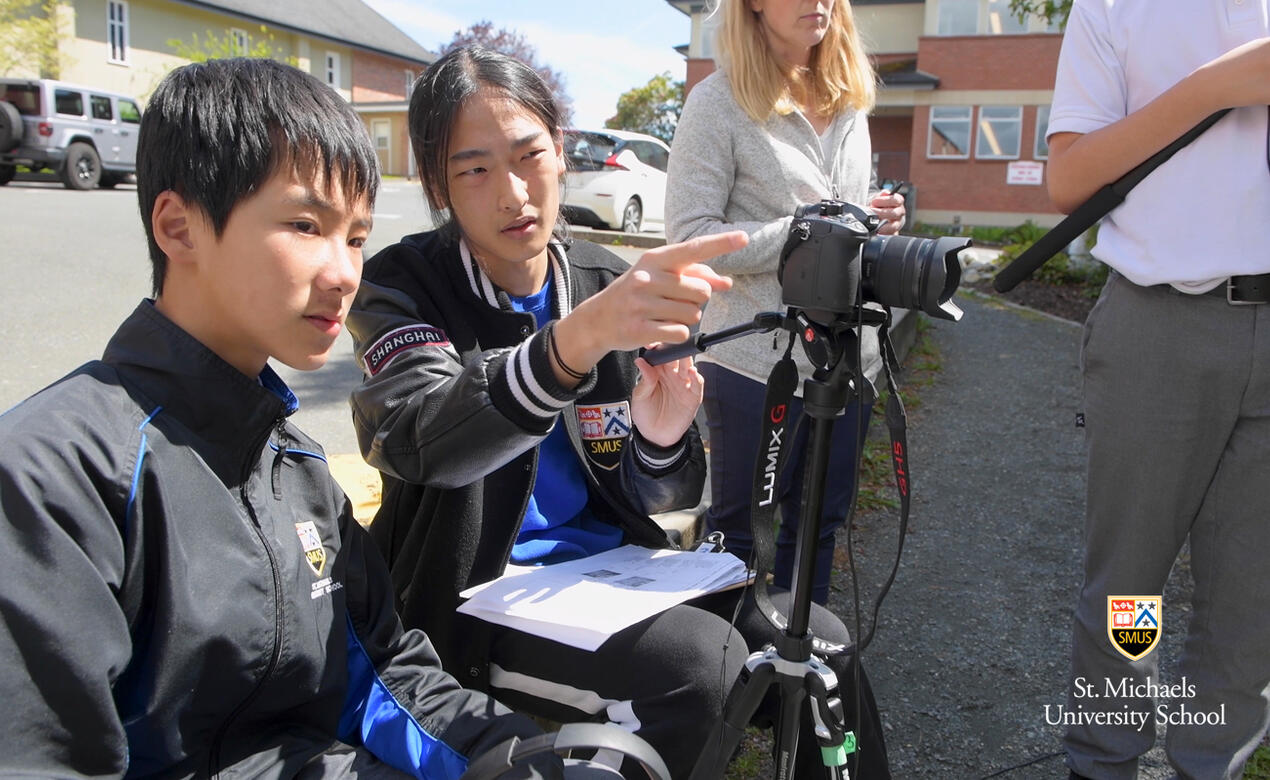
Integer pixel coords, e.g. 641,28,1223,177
876,58,940,89
664,1,698,15
173,0,434,65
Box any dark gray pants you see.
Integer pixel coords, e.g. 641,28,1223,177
1065,273,1270,779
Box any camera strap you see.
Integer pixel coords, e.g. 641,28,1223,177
749,332,848,656
745,316,913,656
856,317,912,652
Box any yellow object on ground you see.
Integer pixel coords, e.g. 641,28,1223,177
328,453,382,527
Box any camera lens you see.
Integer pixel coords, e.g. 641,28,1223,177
861,235,969,321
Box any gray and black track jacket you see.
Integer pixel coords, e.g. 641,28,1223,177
347,231,706,689
0,301,542,778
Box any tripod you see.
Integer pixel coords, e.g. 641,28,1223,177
647,311,883,780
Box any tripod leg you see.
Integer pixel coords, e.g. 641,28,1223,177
772,667,808,778
689,655,778,780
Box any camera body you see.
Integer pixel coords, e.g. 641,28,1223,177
779,199,969,324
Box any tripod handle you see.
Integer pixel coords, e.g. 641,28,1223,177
639,335,703,366
640,313,789,366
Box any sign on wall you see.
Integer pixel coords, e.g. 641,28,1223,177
1007,160,1045,186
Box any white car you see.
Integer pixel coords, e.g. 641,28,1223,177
562,129,669,233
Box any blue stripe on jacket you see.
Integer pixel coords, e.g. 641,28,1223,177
338,614,469,779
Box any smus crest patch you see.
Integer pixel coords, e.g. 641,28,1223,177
295,520,327,577
577,400,632,471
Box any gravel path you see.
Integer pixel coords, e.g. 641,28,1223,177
824,293,1195,779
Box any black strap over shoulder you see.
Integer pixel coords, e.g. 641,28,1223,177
994,108,1232,292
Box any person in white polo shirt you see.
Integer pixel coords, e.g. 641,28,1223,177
1046,1,1270,778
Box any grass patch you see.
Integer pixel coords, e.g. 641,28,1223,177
726,728,774,779
1245,742,1270,779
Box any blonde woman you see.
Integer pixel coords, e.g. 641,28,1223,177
666,0,905,607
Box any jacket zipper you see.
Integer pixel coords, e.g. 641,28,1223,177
207,418,287,777
271,419,289,499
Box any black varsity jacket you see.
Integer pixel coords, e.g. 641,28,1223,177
347,231,706,688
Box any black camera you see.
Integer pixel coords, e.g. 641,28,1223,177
779,199,969,324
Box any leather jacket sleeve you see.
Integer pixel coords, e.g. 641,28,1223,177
347,276,596,490
620,427,707,518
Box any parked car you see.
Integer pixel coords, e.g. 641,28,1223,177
562,129,669,233
0,78,142,190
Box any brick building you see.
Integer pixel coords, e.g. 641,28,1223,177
666,0,1065,228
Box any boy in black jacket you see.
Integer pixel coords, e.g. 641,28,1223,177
0,58,547,778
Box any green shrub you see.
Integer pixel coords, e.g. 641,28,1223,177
909,222,961,238
967,225,1012,245
1005,220,1049,246
995,242,1110,290
911,220,1062,248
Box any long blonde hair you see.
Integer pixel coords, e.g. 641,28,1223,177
714,0,876,122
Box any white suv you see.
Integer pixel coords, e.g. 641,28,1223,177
562,129,669,233
0,78,142,190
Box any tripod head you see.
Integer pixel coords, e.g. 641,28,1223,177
641,306,887,375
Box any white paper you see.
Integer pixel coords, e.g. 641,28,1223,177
457,545,750,651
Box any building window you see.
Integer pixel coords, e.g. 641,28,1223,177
700,11,722,59
928,106,972,158
230,28,248,56
976,105,1023,159
1034,105,1051,159
937,0,1030,35
107,0,128,64
985,0,1028,34
372,119,390,150
325,52,340,88
404,69,415,96
937,0,978,35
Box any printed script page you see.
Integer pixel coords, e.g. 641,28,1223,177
457,546,749,650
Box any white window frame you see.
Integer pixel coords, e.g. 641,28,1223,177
975,105,1024,160
107,0,129,65
404,69,415,96
325,52,341,88
927,105,973,159
936,0,978,35
937,0,1033,35
1034,105,1051,159
985,0,1028,34
371,118,391,174
230,28,249,57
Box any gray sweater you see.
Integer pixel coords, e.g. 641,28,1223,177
666,69,881,387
